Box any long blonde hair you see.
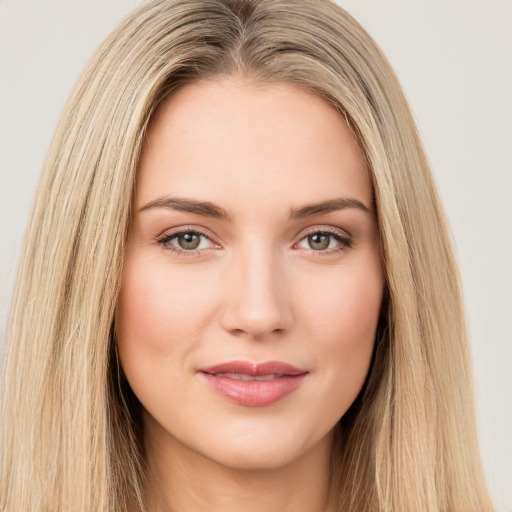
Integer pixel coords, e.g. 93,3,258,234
0,0,493,510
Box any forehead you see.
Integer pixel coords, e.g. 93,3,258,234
136,78,372,216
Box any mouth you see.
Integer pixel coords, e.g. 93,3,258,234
198,360,308,407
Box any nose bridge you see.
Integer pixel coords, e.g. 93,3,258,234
221,236,293,338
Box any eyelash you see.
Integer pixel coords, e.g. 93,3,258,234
156,226,352,258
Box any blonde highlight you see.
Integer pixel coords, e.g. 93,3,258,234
1,1,493,510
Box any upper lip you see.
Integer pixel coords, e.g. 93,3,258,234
199,360,308,376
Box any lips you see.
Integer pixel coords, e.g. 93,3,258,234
198,360,308,407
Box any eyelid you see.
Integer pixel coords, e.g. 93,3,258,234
298,224,350,240
156,224,217,241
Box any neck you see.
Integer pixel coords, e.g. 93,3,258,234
142,414,337,512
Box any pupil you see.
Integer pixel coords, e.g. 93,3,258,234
310,233,329,250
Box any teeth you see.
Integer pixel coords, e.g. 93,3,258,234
214,373,281,381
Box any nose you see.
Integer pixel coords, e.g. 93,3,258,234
220,242,294,340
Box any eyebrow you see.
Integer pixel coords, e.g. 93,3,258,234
139,195,372,220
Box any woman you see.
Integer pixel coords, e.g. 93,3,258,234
0,0,494,510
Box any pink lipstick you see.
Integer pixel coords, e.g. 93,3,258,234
198,360,308,407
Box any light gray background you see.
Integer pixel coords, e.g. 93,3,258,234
1,1,510,510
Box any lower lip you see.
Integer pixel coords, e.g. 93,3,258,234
200,373,307,407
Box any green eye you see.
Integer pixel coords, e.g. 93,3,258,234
307,233,331,250
296,230,352,255
157,228,216,256
175,232,202,250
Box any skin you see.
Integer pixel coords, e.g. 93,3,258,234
115,77,385,512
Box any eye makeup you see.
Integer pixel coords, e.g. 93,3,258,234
156,225,353,258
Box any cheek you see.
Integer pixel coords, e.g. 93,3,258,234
307,261,383,348
303,257,384,408
114,256,216,385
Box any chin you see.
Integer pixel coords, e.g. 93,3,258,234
186,420,332,472
203,440,308,471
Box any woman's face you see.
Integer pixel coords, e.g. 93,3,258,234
116,78,384,470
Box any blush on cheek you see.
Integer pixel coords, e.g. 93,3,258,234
322,281,382,340
115,256,216,384
313,275,382,398
115,265,168,378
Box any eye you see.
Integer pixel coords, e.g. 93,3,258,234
157,226,352,258
157,228,219,256
295,228,352,256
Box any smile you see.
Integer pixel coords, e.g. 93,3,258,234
198,360,308,407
